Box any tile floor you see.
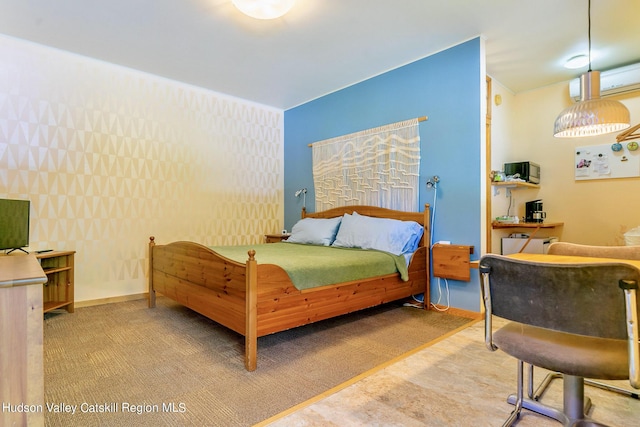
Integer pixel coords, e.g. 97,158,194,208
265,319,640,426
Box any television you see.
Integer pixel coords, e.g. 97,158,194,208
0,198,31,254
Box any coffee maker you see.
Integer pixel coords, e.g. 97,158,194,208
525,199,546,223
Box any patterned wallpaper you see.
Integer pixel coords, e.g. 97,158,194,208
0,35,284,302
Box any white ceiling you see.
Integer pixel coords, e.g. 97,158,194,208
1,0,639,109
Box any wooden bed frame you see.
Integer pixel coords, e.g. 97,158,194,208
148,204,430,371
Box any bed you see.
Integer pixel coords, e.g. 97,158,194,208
148,204,430,371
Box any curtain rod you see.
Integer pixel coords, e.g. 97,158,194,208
307,116,427,147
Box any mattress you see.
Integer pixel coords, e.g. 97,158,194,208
208,242,409,291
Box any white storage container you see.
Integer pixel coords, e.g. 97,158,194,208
501,237,558,255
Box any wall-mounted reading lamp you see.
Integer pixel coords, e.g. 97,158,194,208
295,188,307,208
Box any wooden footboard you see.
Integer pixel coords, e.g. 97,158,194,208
148,237,250,335
149,237,266,370
148,204,431,371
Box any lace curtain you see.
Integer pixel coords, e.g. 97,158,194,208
311,118,421,211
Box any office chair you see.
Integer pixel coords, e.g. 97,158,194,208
480,254,639,426
531,242,640,402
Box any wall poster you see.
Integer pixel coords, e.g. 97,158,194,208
574,141,640,180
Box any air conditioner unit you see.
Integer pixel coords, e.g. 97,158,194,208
569,62,640,101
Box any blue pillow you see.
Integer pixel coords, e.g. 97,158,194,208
285,217,342,246
332,212,424,255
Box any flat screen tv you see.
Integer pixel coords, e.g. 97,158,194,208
0,198,30,254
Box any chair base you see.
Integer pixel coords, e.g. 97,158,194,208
504,362,609,427
506,394,599,426
507,394,569,424
533,372,640,401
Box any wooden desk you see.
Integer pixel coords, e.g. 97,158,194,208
0,255,47,427
508,252,640,269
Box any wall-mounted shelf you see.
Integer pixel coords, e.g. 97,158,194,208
432,244,474,281
492,181,539,189
491,221,563,230
491,181,539,196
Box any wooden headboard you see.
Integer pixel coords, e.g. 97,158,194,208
301,204,430,248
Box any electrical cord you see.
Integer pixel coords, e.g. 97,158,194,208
403,301,423,309
406,179,443,309
429,276,451,312
430,181,437,248
428,180,450,310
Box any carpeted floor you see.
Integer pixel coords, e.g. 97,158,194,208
43,296,473,426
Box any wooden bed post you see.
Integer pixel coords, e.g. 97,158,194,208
148,236,156,308
245,249,258,371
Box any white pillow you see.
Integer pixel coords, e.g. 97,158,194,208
285,217,343,246
332,212,424,255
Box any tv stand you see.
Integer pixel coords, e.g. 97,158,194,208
6,247,28,254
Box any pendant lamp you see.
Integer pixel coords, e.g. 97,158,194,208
553,0,630,138
232,0,295,20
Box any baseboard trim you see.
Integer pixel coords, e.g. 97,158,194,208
430,304,482,320
74,293,148,308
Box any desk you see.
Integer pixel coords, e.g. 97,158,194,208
508,252,640,270
0,255,47,427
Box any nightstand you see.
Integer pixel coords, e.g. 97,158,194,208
264,234,290,243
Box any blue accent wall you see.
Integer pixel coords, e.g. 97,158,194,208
284,38,482,312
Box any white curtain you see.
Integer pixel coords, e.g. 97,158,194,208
311,118,421,211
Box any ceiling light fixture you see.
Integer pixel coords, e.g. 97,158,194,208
553,0,630,138
564,55,590,69
232,0,295,20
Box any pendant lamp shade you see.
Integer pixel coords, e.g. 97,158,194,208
554,70,631,137
553,0,630,138
232,0,295,20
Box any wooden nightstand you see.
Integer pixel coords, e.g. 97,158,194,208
37,250,75,313
264,234,290,243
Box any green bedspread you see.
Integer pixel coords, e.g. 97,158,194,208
208,242,409,291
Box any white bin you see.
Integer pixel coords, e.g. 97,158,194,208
501,237,558,255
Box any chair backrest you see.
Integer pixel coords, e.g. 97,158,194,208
479,254,639,340
480,253,640,388
548,242,640,260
